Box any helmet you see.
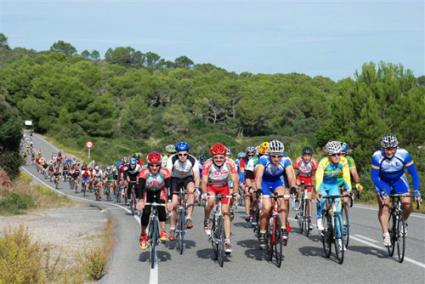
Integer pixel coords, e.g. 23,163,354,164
95,165,99,171
130,158,137,165
165,144,176,154
147,152,162,165
175,141,190,152
258,142,269,155
199,154,205,162
115,161,122,167
226,147,232,157
381,135,399,148
325,141,343,155
237,152,246,159
302,146,313,155
269,140,284,155
246,146,256,153
340,142,350,153
210,143,227,156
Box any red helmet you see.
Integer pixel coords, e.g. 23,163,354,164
147,152,162,165
210,143,227,156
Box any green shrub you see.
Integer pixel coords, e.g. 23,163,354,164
0,192,34,215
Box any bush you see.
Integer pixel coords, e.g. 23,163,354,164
0,192,34,215
0,225,45,284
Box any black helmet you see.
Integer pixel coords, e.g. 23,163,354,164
302,146,313,155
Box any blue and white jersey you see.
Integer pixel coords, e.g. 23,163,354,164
371,148,413,184
258,155,292,182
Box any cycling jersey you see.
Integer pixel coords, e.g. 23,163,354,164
294,157,318,177
315,157,351,192
126,165,141,182
166,154,199,179
337,155,356,187
203,158,237,204
257,155,292,195
138,168,171,200
236,158,246,183
371,148,420,194
245,156,259,179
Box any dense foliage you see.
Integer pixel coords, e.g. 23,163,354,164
0,34,424,191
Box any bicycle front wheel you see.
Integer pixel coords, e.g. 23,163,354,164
274,217,283,268
178,208,185,255
298,199,304,234
150,218,159,269
333,214,345,264
387,213,396,257
217,215,225,267
304,201,310,237
322,212,332,258
396,215,406,263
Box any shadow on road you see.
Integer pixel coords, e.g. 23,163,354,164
237,239,269,261
298,246,323,257
348,245,387,258
139,250,171,262
166,240,197,250
196,248,214,260
233,222,251,229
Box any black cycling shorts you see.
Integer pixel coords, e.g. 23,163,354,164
171,176,194,194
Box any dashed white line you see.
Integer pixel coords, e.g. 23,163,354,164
353,234,378,243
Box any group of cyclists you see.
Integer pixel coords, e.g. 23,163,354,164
25,133,422,260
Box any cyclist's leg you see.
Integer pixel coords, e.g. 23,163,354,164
259,182,272,233
185,178,196,220
275,184,288,229
316,185,328,229
169,178,180,233
393,177,412,221
244,178,253,216
329,184,343,237
220,191,231,239
377,185,391,234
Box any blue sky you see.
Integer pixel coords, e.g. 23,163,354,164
0,0,423,80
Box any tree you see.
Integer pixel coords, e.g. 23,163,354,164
174,56,194,68
0,33,10,49
91,50,100,61
81,49,90,59
50,40,77,56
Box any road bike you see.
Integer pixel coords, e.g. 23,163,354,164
295,182,312,237
128,181,137,215
387,194,420,263
175,186,194,255
321,194,346,264
208,193,234,267
266,193,288,268
145,202,165,269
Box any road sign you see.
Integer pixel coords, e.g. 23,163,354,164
85,141,93,149
24,120,33,126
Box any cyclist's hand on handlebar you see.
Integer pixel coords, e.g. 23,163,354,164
355,183,364,192
201,192,208,201
378,191,387,205
233,192,240,200
166,200,174,212
290,186,297,195
414,190,422,202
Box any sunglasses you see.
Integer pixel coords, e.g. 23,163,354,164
213,156,225,160
329,153,340,157
270,155,283,159
178,153,188,157
149,164,160,168
247,154,255,157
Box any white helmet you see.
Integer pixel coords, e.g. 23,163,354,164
325,141,343,155
381,135,399,148
269,139,284,155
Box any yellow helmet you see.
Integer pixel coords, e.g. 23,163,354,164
258,142,269,155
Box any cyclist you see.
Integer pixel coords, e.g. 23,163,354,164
315,141,352,250
166,141,200,240
202,143,239,254
243,146,258,223
255,140,296,248
371,135,421,247
126,158,141,206
137,152,171,249
163,144,176,168
293,146,317,230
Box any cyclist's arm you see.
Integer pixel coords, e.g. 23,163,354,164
285,165,296,188
201,173,208,194
406,163,420,191
192,160,201,188
231,172,239,194
342,163,352,192
315,162,325,193
370,166,390,193
137,178,146,199
254,164,265,190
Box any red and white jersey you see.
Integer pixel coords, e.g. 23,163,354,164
203,158,237,187
138,168,171,192
294,157,318,177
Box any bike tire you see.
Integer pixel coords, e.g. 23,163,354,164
217,215,225,267
178,208,185,255
298,199,304,234
343,204,350,248
334,214,345,264
275,217,283,268
304,202,310,237
266,217,274,261
322,212,332,258
396,214,405,263
210,215,218,260
388,213,396,257
150,218,159,269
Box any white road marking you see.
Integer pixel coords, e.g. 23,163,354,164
149,264,159,284
353,234,379,243
354,204,425,220
351,235,425,269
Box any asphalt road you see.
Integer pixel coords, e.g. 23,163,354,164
23,132,425,284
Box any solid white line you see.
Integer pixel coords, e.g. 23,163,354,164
354,204,425,220
350,235,425,269
149,265,159,284
353,234,378,243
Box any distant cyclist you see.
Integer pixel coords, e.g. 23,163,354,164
371,135,421,247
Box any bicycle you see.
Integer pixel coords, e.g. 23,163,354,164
266,193,288,268
81,176,90,197
341,189,353,248
252,190,261,236
144,202,166,269
175,186,194,255
386,194,420,263
295,183,312,237
320,194,346,264
128,181,137,215
208,193,234,267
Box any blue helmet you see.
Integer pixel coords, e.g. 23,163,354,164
341,142,350,153
115,161,122,167
175,141,190,152
130,158,137,165
199,154,205,162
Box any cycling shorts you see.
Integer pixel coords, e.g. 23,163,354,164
207,186,230,204
261,179,284,196
297,176,313,193
171,176,194,194
379,177,409,196
82,176,90,183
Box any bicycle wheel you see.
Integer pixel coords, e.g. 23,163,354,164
150,218,159,269
304,201,310,237
395,214,405,263
333,214,345,264
343,204,350,248
210,215,218,260
322,212,332,258
266,217,274,261
387,212,396,257
178,208,185,255
274,217,283,268
298,199,304,234
217,215,225,267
